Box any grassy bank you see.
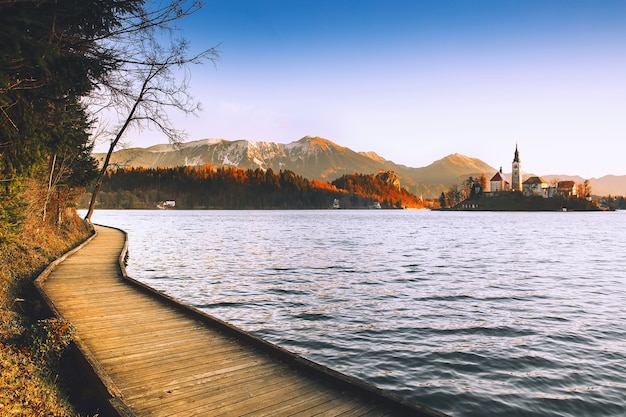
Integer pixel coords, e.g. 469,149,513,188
1,188,92,416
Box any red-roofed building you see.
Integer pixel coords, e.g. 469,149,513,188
489,168,510,192
557,181,577,198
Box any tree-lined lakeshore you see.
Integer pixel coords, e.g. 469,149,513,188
1,0,625,414
1,0,428,410
79,165,429,209
1,0,218,414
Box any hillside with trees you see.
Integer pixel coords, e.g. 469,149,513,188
331,171,425,209
0,1,216,414
79,166,429,209
92,137,498,199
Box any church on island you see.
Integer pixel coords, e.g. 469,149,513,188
487,145,577,199
452,144,600,210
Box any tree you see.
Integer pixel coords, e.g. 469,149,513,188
583,179,592,199
478,173,487,191
439,192,447,208
84,1,219,221
549,177,561,187
576,183,584,199
462,176,476,200
1,0,140,182
575,180,592,200
445,184,462,207
1,0,143,231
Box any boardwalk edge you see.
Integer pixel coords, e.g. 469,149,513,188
111,225,450,417
36,223,450,417
33,226,138,417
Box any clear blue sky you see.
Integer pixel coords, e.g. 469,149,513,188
116,0,626,178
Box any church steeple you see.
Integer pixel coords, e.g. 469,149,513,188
511,144,522,192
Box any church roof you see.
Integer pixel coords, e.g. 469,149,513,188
513,144,521,163
557,180,576,189
523,176,546,185
490,171,509,182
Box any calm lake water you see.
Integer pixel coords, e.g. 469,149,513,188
85,209,626,417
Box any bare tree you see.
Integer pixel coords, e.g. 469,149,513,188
549,177,560,187
84,1,219,221
445,184,463,207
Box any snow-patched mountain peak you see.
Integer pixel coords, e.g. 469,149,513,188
94,136,507,198
359,151,388,162
94,137,626,198
212,139,288,169
284,136,343,157
146,138,227,152
184,138,227,147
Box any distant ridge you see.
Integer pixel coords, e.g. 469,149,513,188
93,136,626,198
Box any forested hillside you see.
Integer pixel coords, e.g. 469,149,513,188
92,137,498,199
80,165,428,209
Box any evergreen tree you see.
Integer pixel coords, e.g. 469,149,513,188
1,0,140,181
439,192,447,208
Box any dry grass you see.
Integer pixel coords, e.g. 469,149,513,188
0,344,74,416
1,179,93,416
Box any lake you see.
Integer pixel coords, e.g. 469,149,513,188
84,209,626,417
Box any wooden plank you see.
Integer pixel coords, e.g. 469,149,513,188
122,360,284,405
123,360,284,400
137,364,306,413
239,388,338,416
114,355,273,390
99,343,259,374
162,372,318,416
37,225,446,417
205,377,324,416
292,396,379,416
72,319,207,338
61,312,198,330
75,326,210,348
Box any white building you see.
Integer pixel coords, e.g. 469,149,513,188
485,145,581,201
489,168,510,192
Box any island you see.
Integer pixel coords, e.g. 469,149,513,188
441,145,606,211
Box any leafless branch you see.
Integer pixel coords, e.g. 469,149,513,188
84,2,219,220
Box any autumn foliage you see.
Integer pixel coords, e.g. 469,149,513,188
332,172,425,209
82,165,428,209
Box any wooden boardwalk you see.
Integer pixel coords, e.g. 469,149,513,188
37,225,447,417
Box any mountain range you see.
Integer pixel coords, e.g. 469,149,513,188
93,136,626,199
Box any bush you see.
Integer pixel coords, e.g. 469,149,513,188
1,179,92,416
30,318,75,366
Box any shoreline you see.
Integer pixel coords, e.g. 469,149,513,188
0,214,95,416
444,193,607,212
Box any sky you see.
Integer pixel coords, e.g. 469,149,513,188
106,0,626,178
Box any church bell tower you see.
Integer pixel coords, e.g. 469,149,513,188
511,144,522,192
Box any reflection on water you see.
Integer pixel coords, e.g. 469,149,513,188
87,209,626,417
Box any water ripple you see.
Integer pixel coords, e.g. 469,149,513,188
87,209,626,417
